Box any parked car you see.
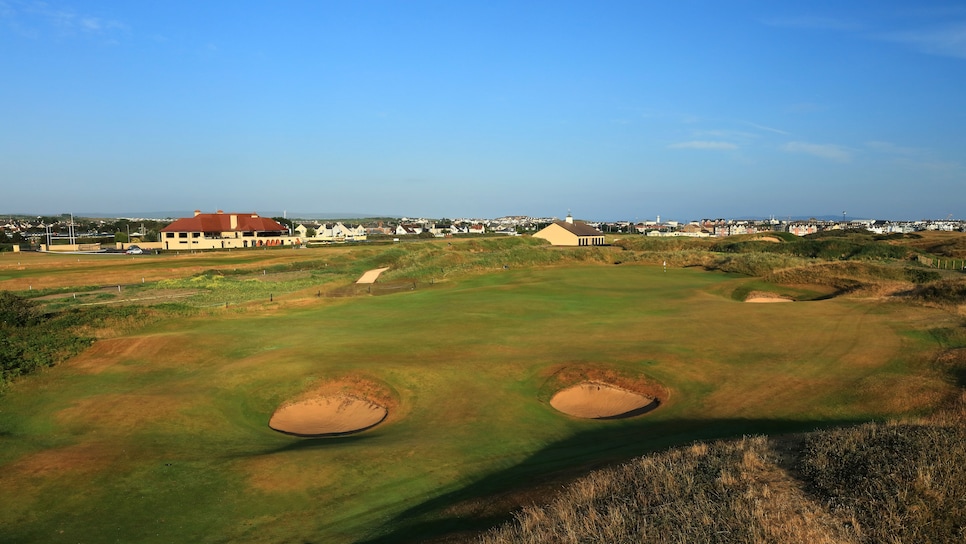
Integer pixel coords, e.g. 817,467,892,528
125,245,143,255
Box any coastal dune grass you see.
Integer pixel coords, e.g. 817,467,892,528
482,396,966,544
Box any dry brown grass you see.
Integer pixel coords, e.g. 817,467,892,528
0,250,335,291
889,231,966,259
480,436,858,544
481,412,966,543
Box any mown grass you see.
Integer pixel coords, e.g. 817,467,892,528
1,234,965,543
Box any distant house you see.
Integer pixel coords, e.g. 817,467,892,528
788,223,819,237
161,210,293,250
338,223,367,241
366,222,394,236
532,214,606,246
395,224,423,235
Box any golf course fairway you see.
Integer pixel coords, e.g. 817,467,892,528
0,263,957,543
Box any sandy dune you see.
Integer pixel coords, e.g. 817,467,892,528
356,267,390,284
550,382,658,419
269,395,388,436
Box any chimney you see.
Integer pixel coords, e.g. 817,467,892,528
217,210,224,214
230,215,238,230
193,210,202,217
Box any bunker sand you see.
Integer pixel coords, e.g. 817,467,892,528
269,395,388,437
550,382,659,419
745,290,794,303
356,267,390,284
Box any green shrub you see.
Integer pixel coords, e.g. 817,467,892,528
0,291,36,327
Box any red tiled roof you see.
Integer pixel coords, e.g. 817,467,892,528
161,212,286,234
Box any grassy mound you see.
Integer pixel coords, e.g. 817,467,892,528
482,402,966,544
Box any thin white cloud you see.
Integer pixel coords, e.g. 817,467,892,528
743,121,790,136
783,141,851,162
5,1,128,37
693,129,758,140
865,141,919,156
761,16,864,32
865,141,963,174
668,141,738,150
764,10,966,61
893,158,962,174
878,23,966,60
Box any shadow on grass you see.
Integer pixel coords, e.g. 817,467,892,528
355,416,870,544
265,432,378,453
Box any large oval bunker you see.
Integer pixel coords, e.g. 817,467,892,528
269,394,388,437
550,382,659,419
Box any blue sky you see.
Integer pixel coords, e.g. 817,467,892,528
2,1,964,221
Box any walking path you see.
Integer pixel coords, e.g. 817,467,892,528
356,267,390,284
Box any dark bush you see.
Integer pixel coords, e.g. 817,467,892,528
0,291,36,327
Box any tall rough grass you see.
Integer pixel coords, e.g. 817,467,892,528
800,421,966,543
482,365,966,544
481,415,966,544
908,277,966,306
480,436,855,544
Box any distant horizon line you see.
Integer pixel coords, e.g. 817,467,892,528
1,210,962,223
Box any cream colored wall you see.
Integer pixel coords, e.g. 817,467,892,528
160,232,301,250
116,242,164,250
533,224,578,246
533,224,605,246
42,243,102,252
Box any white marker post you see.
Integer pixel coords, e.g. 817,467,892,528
663,260,667,273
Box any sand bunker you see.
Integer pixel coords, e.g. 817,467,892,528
745,290,793,303
550,382,658,419
745,295,793,303
269,395,387,437
356,267,389,284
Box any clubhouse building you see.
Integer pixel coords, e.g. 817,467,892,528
160,210,299,250
533,214,606,246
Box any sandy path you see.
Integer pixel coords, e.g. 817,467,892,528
550,382,657,419
269,395,388,436
356,267,390,284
